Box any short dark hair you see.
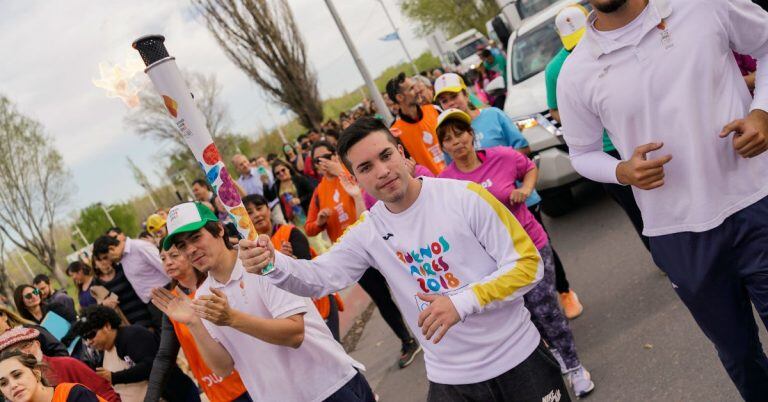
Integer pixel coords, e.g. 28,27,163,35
66,261,92,276
266,153,278,162
75,305,122,336
480,49,492,58
385,72,407,103
242,194,268,209
32,274,50,286
192,179,210,189
337,117,399,172
436,117,474,146
296,134,308,142
92,235,120,258
138,230,152,240
105,227,122,235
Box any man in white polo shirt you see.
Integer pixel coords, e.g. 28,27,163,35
151,202,372,402
557,0,768,399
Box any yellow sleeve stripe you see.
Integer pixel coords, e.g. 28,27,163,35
466,182,541,307
333,212,367,246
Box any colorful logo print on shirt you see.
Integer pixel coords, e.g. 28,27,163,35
396,236,461,293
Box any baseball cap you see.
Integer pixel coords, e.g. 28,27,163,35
145,214,166,234
433,73,467,101
556,4,589,51
436,108,472,130
162,202,219,251
0,327,39,352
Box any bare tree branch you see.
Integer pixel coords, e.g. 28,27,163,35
195,0,324,130
0,96,72,284
125,70,230,149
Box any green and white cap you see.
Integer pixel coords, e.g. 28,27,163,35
162,202,219,250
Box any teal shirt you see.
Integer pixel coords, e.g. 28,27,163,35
484,48,507,83
545,47,616,153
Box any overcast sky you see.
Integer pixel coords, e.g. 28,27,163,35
0,0,429,215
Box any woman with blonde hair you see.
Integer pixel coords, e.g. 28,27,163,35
0,306,67,358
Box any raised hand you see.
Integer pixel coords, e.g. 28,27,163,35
616,142,673,190
152,287,197,324
339,174,362,197
239,235,276,275
317,208,333,227
416,293,460,344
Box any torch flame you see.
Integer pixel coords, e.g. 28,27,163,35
92,54,146,108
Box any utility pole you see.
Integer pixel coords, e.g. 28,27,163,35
377,0,419,75
175,173,194,201
72,225,89,246
264,102,288,144
99,203,117,228
325,0,394,125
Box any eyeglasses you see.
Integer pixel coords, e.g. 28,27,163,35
275,168,289,175
83,329,98,341
23,289,40,300
313,153,334,165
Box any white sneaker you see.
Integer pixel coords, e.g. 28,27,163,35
567,366,595,398
549,348,568,374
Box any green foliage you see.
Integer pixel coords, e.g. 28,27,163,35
73,203,140,242
400,0,500,37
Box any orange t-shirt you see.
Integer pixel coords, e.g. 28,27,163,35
305,176,358,242
170,289,248,402
392,105,445,175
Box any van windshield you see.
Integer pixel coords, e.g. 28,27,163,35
456,38,485,60
516,0,560,18
511,18,561,83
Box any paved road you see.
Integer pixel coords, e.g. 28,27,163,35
350,185,767,402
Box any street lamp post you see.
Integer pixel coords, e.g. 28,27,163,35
377,0,419,75
324,0,394,126
72,225,89,246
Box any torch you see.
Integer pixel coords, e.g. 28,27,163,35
132,35,273,273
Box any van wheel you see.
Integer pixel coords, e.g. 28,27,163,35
540,187,574,217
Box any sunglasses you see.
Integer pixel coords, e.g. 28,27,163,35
23,289,40,300
83,329,98,341
275,168,289,175
313,153,334,165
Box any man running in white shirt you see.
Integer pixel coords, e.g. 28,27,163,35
556,0,768,399
240,117,570,402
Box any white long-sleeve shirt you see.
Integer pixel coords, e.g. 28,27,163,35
557,0,768,236
265,177,544,385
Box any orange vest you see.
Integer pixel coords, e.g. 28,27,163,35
392,105,445,175
306,176,358,242
170,289,248,402
52,383,107,402
271,224,343,318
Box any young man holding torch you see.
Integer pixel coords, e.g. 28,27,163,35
151,202,374,402
239,117,570,402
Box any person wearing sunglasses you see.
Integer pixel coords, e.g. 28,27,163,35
12,286,75,326
74,305,196,402
0,327,119,402
263,160,316,227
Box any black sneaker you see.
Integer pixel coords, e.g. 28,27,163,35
398,339,422,369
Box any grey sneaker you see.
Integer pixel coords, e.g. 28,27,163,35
567,366,595,398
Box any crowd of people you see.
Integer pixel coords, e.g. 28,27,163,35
0,0,766,401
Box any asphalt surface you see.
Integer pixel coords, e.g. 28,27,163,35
350,183,767,402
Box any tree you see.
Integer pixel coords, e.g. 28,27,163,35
74,203,140,242
125,70,230,150
0,235,14,303
0,96,73,284
195,0,324,130
400,0,500,37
